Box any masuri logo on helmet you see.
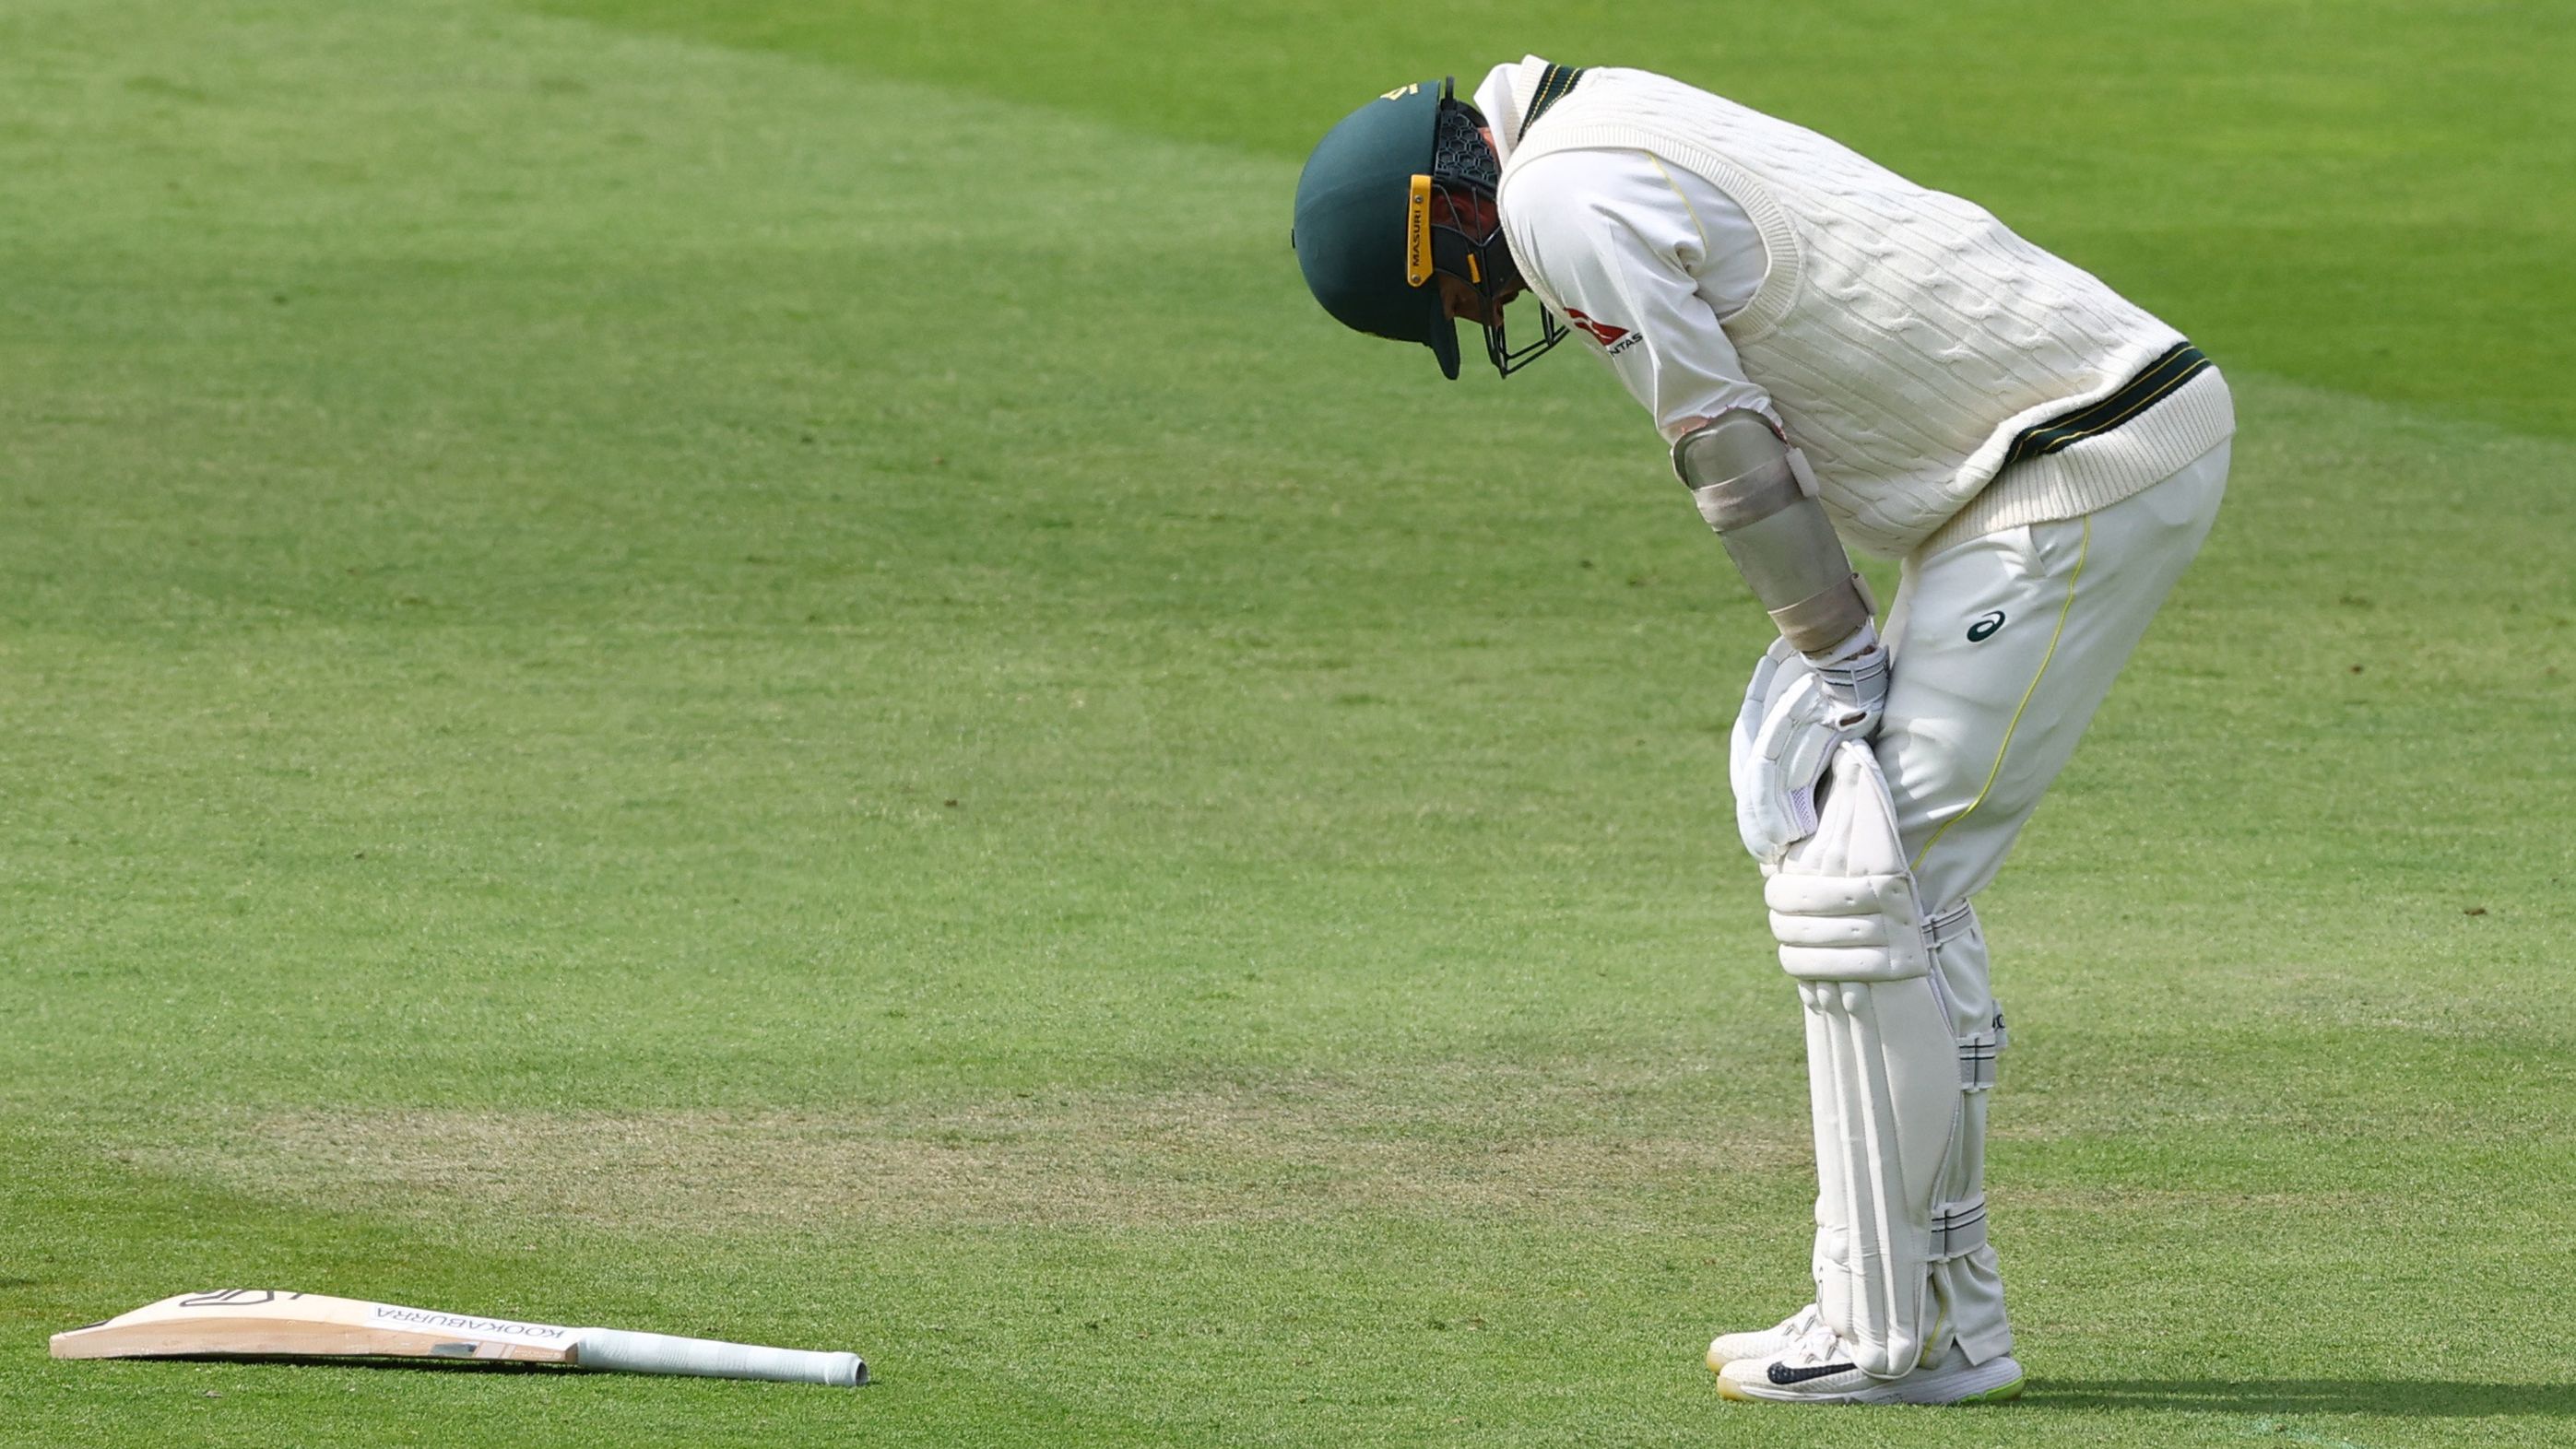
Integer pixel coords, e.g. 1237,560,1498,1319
1404,175,1435,289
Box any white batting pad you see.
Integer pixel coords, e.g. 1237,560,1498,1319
1770,743,1963,1378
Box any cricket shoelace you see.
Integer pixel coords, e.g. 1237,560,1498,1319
1772,1303,1824,1341
1780,1318,1853,1368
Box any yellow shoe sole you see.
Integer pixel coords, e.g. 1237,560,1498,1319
1713,1361,2027,1405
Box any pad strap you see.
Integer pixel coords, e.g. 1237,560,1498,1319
1930,1196,1989,1261
1923,901,1977,948
1926,902,2004,1090
1957,1024,2004,1091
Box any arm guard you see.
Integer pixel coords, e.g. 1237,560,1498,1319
1672,411,1874,654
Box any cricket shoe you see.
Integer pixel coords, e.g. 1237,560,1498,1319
1704,1303,1822,1371
1714,1322,2024,1405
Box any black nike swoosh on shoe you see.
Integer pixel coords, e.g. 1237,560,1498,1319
1767,1361,1857,1384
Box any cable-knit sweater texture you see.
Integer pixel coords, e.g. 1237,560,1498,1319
1498,66,2234,560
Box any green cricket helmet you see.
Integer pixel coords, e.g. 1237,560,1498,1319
1291,77,1565,380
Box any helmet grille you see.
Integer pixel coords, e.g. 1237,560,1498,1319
1432,102,1498,193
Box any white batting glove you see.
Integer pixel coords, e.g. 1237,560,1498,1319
1729,630,1891,866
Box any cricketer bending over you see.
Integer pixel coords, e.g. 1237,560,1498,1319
1291,58,2234,1405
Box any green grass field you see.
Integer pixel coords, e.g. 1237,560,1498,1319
4,1,2572,1444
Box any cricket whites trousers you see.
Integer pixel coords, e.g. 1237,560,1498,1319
1823,416,2234,1368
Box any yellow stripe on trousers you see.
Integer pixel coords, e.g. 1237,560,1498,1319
1908,516,2093,873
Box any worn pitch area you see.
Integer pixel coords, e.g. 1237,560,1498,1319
3,1,2572,1446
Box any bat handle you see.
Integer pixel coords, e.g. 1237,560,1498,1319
573,1327,866,1386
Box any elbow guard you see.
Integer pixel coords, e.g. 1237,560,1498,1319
1672,411,1874,653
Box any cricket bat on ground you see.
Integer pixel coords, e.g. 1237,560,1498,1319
51,1290,866,1386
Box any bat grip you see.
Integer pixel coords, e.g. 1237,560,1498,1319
574,1327,866,1386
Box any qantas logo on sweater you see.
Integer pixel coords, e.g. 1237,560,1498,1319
1564,308,1639,355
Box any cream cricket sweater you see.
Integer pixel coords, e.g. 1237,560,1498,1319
1496,63,2234,560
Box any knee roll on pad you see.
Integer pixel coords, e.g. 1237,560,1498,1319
1767,860,1928,983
